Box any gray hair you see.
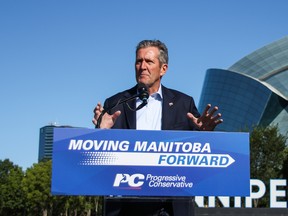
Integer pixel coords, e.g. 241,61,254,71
136,40,169,66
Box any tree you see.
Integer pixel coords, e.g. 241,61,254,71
249,125,287,207
56,195,103,216
282,146,288,200
22,160,53,216
282,147,288,179
0,159,25,215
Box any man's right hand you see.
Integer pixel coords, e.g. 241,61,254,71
92,102,121,129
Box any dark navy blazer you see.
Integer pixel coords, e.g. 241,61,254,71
103,85,201,131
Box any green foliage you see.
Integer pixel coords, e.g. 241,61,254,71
22,160,53,215
0,159,103,215
0,159,25,216
282,147,288,199
249,125,287,207
282,147,288,178
250,125,287,179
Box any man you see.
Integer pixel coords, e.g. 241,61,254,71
93,40,223,216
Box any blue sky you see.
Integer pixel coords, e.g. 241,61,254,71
1,0,287,170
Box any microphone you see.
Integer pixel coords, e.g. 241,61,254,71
137,83,149,104
96,83,149,128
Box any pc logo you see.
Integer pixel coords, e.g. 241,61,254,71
113,173,145,188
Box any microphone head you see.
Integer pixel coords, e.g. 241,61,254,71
137,83,149,102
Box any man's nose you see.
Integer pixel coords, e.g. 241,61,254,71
140,61,147,69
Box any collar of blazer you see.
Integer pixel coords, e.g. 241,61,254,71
161,85,177,130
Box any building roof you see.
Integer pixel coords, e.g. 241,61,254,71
228,36,288,100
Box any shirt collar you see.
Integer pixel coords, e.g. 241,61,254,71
150,84,163,100
136,84,163,102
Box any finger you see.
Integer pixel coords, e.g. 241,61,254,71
213,115,223,125
187,112,197,121
215,119,224,125
92,118,97,125
187,112,202,129
97,102,104,113
207,106,219,117
202,104,212,115
112,111,121,123
208,114,223,129
211,112,222,121
93,102,102,113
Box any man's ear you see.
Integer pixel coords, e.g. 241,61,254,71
160,64,168,77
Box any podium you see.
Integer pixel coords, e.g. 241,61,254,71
51,128,250,215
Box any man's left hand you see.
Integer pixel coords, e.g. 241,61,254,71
187,104,223,131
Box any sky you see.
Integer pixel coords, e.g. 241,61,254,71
0,0,288,170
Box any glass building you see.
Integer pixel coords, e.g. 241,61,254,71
198,36,288,142
38,124,73,161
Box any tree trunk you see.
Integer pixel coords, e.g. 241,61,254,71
43,209,48,216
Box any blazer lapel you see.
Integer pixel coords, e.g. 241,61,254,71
161,85,176,130
123,86,137,129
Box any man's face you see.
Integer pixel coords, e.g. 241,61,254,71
135,47,167,92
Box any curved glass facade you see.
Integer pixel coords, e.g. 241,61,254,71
199,36,288,143
198,69,271,132
229,36,288,100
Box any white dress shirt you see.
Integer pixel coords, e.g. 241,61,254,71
136,86,163,130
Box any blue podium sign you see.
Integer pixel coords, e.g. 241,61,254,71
51,128,250,196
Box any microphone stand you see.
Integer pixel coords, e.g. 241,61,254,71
96,94,142,129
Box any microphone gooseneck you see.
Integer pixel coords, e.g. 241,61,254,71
96,83,150,128
137,83,149,104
